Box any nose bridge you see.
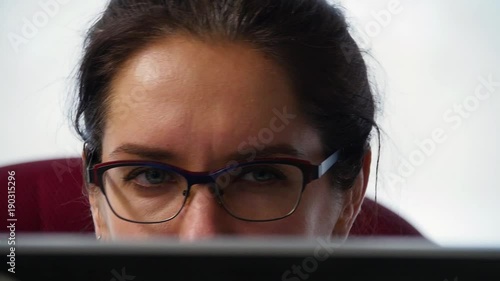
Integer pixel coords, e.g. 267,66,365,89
184,173,225,203
187,174,215,186
178,182,228,240
185,181,219,204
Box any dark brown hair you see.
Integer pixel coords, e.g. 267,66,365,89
73,0,379,189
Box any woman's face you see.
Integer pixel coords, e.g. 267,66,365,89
89,35,370,241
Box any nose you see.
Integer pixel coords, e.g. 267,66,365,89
177,184,232,241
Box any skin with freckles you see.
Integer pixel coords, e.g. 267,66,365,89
88,35,370,241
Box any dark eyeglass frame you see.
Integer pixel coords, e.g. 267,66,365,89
86,148,348,223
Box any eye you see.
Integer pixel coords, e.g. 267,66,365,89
125,168,175,187
240,167,285,183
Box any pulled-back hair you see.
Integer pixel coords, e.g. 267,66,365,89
73,0,379,189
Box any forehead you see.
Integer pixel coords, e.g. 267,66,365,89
103,35,320,167
109,34,296,108
107,34,300,128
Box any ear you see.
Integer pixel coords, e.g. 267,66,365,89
331,150,371,239
88,189,109,240
82,150,109,240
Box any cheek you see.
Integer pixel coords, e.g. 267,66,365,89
289,179,342,236
94,193,165,238
105,213,177,239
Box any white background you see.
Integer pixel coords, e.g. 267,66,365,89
1,0,499,246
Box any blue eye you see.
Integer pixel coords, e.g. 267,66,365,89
240,166,286,183
142,169,169,184
125,168,174,187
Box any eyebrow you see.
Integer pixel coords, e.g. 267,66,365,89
109,143,305,163
109,144,176,162
227,144,306,162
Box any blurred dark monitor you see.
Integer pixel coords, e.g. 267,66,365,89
1,234,499,281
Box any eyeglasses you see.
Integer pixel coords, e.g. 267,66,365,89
86,149,344,223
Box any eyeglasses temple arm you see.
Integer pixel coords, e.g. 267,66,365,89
83,143,96,184
317,149,342,177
